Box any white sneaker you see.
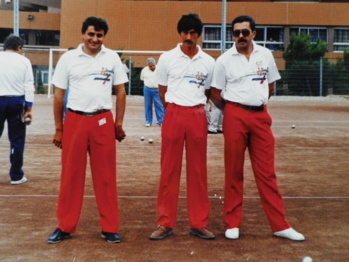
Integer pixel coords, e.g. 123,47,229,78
145,124,151,127
225,228,239,240
273,228,305,241
11,176,28,185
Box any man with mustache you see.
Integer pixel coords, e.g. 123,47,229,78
210,15,305,241
48,16,128,244
149,13,215,241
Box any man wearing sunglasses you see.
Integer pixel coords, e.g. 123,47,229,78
210,15,305,241
149,13,215,241
48,16,128,244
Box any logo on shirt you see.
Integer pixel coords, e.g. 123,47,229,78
186,72,208,88
252,67,268,84
91,68,114,84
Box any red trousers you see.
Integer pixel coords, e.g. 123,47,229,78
56,111,119,233
156,104,210,229
223,102,290,232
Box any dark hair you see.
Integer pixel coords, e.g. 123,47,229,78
177,13,203,37
3,35,24,51
81,16,109,35
231,15,256,32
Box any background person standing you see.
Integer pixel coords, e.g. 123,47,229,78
47,16,128,244
210,15,305,241
149,13,215,241
0,35,34,185
206,99,223,134
140,57,164,127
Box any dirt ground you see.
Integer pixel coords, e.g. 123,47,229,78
0,95,348,262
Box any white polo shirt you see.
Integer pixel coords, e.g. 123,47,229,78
156,43,215,107
211,41,280,106
0,51,34,107
52,44,128,112
140,66,157,88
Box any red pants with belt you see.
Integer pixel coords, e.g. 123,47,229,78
56,110,119,233
156,103,210,229
223,102,290,232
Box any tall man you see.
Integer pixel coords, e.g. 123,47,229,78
0,35,34,185
140,57,164,127
47,17,128,244
210,15,305,241
149,13,215,241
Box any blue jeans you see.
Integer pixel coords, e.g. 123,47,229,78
0,96,26,181
143,86,164,125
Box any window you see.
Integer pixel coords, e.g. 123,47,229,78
290,27,327,43
254,26,284,51
42,71,49,85
202,25,234,50
203,25,284,51
0,28,14,44
0,28,60,46
334,28,349,52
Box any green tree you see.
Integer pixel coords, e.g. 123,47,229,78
36,68,45,94
330,48,349,95
282,33,327,96
113,51,143,96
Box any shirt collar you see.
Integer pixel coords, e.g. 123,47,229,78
77,43,106,57
175,43,204,59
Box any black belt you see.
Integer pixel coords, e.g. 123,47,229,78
68,108,110,117
229,102,264,112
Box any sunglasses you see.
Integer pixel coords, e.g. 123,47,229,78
232,29,251,37
87,32,104,38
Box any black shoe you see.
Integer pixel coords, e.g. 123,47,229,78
189,228,216,240
101,231,122,243
47,228,71,244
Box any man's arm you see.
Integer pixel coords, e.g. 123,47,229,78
210,87,225,110
158,84,168,108
268,82,275,99
23,59,35,125
114,84,126,142
52,86,65,148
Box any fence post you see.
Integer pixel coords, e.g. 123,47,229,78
319,57,323,96
128,55,132,95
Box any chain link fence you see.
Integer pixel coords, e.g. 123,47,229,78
22,49,349,97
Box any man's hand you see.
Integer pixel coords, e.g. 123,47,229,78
115,125,126,142
22,111,32,125
53,129,63,148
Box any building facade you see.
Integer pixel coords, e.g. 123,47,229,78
1,0,349,84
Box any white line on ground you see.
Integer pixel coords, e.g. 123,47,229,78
0,195,348,199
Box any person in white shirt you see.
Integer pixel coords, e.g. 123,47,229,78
149,13,215,241
0,35,34,185
140,57,164,126
210,15,305,242
47,16,128,244
206,99,223,134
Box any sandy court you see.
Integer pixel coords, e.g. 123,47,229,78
0,95,348,262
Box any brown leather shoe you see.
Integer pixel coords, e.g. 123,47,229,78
189,228,215,240
149,226,173,240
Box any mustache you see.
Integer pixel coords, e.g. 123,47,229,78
184,40,193,44
238,39,247,43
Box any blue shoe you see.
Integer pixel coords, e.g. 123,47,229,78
47,228,71,244
101,231,122,243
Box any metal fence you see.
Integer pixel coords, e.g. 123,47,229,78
21,48,349,97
